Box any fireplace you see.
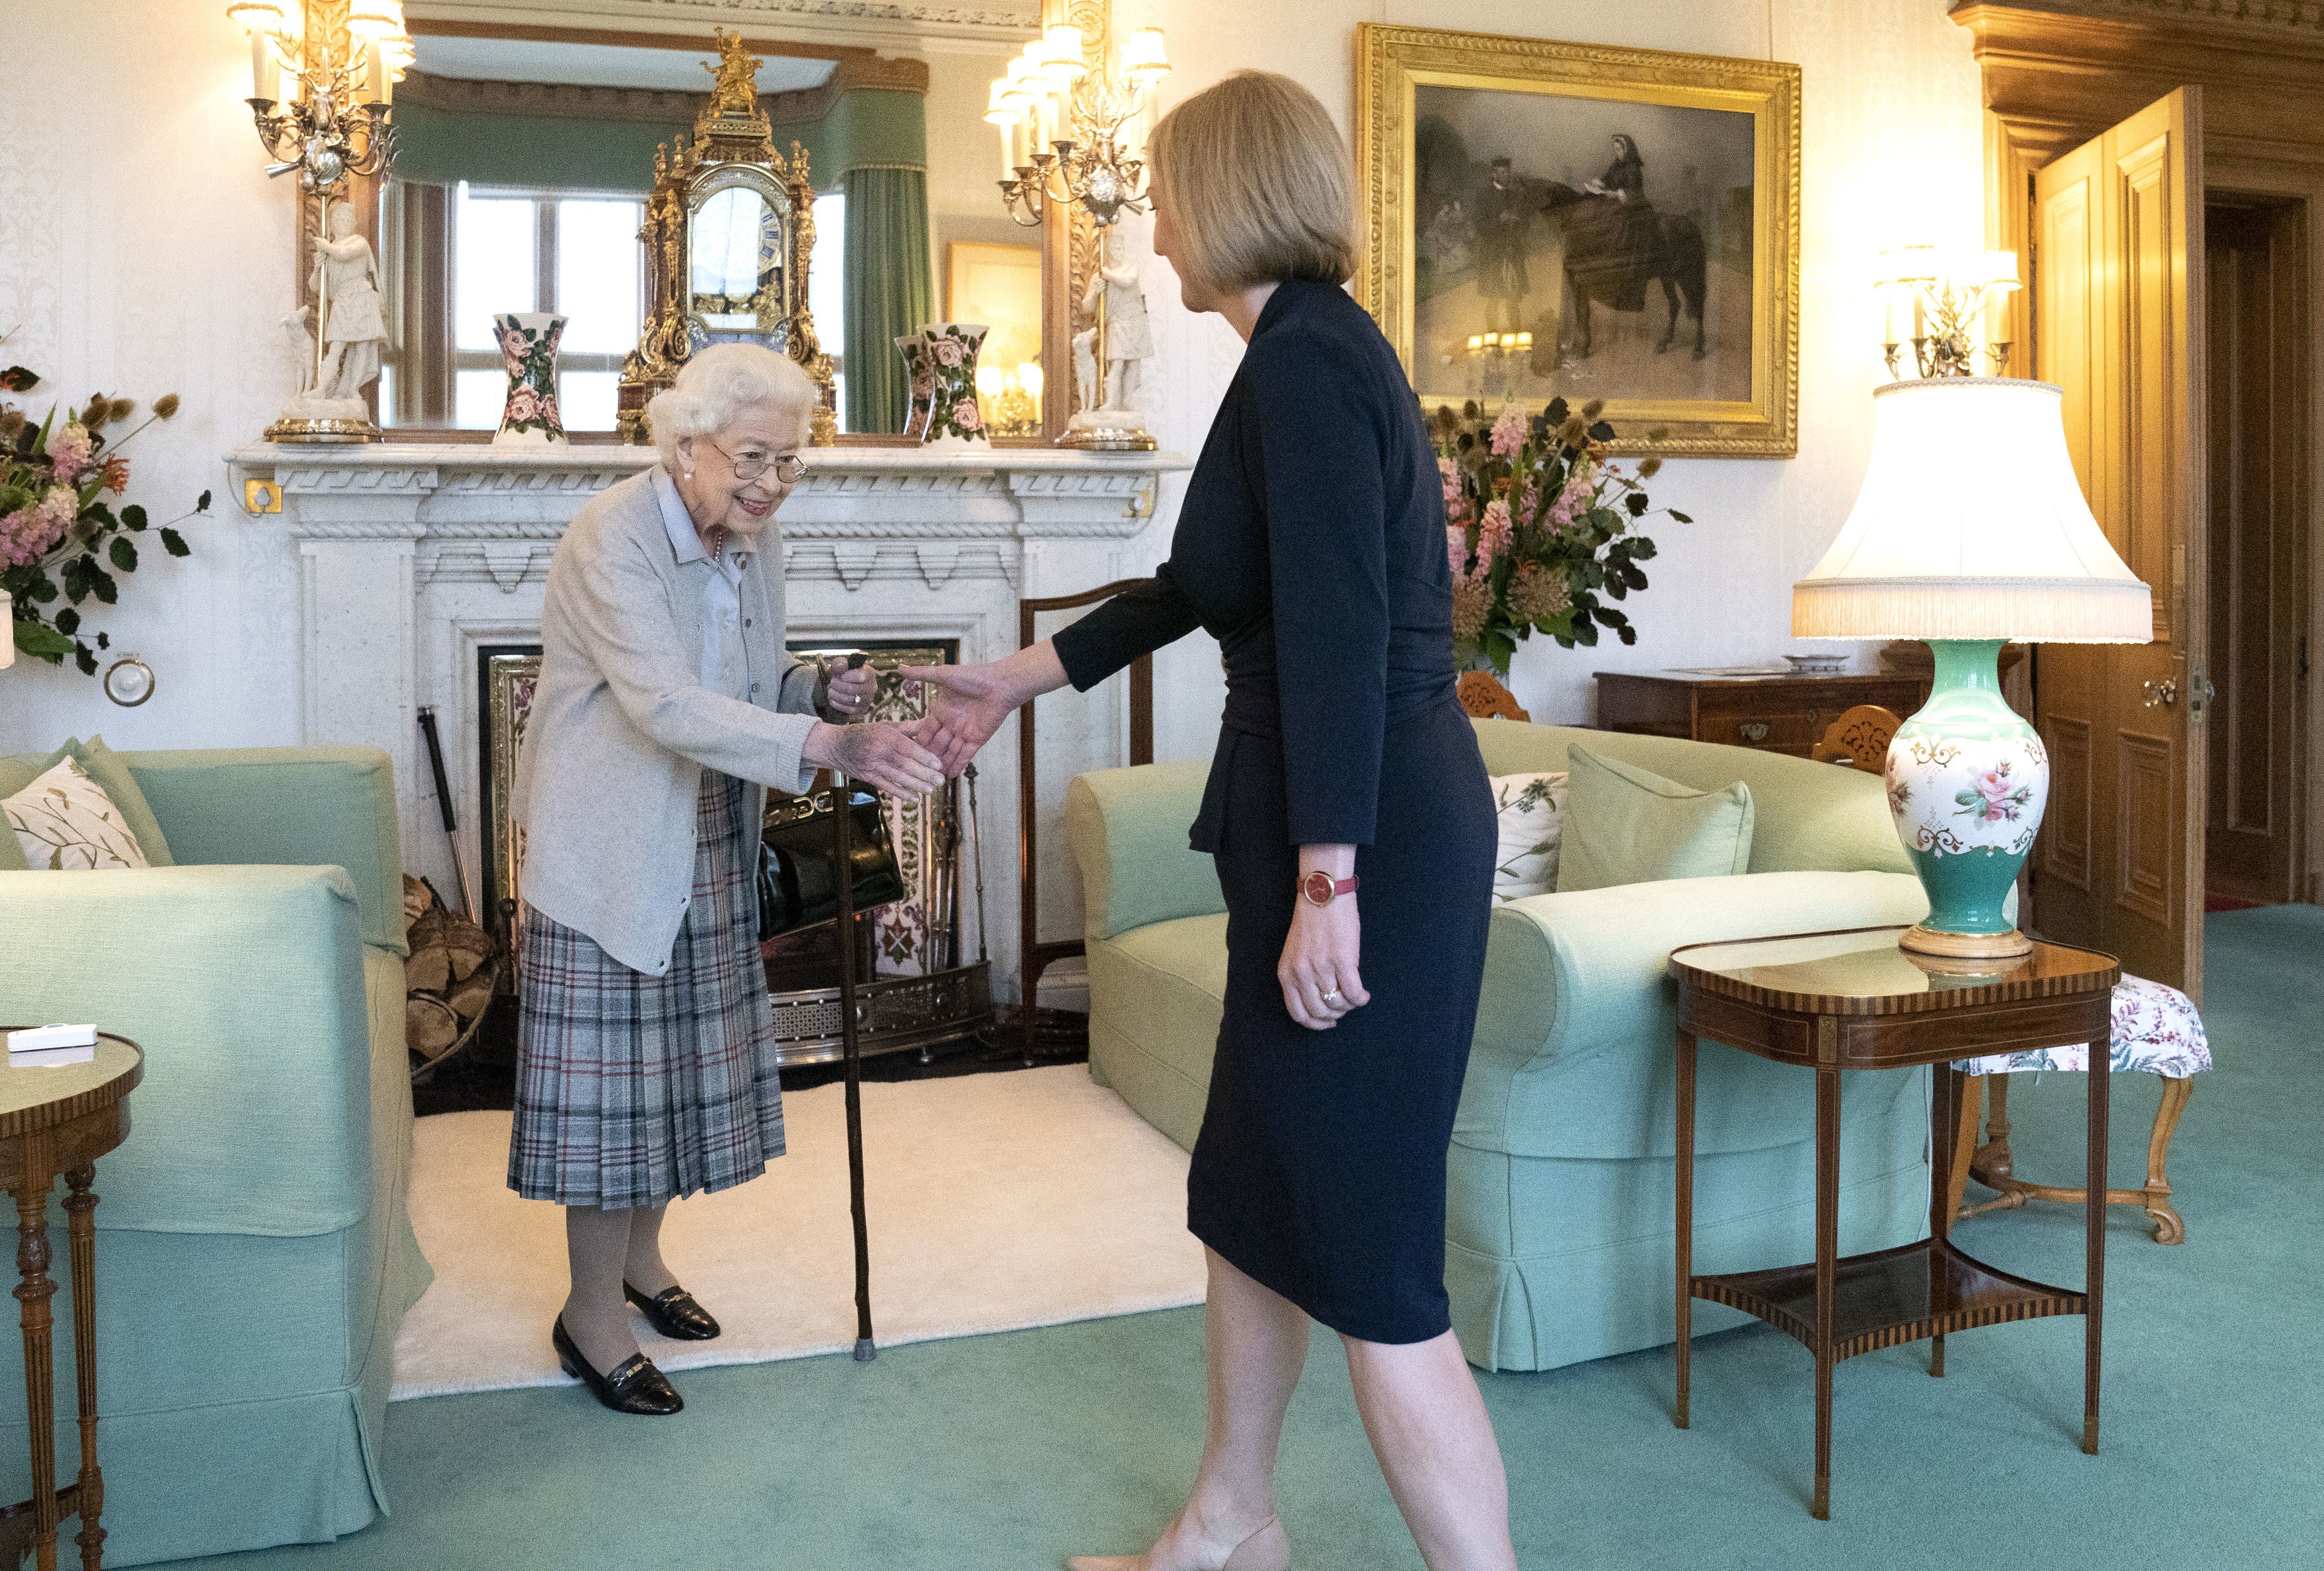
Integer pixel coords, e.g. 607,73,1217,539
479,637,995,1066
231,440,1185,1033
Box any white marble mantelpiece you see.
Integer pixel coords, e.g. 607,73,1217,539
227,442,1187,999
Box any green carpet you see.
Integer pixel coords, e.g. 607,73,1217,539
185,910,2323,1570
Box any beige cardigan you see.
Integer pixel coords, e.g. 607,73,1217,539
513,468,821,975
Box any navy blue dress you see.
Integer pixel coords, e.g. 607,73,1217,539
1053,280,1495,1343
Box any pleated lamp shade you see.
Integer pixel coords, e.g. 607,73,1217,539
1792,377,2152,643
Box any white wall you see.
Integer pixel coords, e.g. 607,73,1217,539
0,0,1984,773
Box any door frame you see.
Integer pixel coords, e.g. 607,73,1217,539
2200,172,2315,903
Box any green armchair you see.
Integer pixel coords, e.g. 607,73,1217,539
1066,719,1938,1372
0,746,431,1566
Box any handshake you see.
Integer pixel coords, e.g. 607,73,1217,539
797,647,1058,801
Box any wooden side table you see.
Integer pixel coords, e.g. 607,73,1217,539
1666,932,2116,1520
0,1031,142,1571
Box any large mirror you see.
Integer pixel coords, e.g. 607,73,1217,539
376,12,1042,439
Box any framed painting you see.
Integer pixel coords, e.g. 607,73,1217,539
945,240,1044,384
1356,25,1800,456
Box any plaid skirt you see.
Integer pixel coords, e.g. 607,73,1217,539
507,768,784,1208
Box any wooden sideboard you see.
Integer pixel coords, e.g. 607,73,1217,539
1594,669,1931,758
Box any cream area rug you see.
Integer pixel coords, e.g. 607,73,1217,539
390,1066,1206,1400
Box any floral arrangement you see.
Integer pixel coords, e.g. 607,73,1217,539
2,363,205,674
1434,396,1692,676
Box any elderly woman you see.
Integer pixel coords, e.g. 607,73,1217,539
511,343,944,1417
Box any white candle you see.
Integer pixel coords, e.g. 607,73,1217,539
1038,92,1056,154
999,118,1015,181
366,47,388,105
1982,288,2008,354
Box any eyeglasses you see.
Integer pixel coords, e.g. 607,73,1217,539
704,439,807,484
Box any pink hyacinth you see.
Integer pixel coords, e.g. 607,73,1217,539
1446,523,1468,578
1489,408,1526,458
1546,471,1591,532
1478,497,1514,563
45,422,94,483
1517,479,1540,526
0,486,76,568
1438,455,1461,504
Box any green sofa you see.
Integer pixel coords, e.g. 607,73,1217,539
0,746,431,1565
1067,718,1942,1372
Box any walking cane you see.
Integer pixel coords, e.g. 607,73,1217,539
831,659,877,1363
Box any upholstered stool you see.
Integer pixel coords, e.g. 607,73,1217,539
1946,975,2210,1243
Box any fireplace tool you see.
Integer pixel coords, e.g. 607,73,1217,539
415,706,477,920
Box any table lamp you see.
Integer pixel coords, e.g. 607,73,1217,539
1793,376,2151,958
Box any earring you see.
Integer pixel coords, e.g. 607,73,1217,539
684,471,694,481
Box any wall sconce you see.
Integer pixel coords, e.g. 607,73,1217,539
990,18,1170,228
229,0,406,444
1875,247,2020,380
228,0,402,194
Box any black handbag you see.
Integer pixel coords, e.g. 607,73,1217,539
758,785,906,941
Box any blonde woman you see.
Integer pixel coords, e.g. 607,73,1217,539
511,343,944,1416
912,73,1515,1571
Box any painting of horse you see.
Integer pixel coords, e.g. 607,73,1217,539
1359,25,1799,455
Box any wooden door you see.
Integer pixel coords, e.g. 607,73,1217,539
2031,88,2210,996
2204,198,2308,906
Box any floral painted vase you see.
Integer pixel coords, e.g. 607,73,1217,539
1882,639,2050,946
894,334,934,440
918,323,989,449
491,312,567,446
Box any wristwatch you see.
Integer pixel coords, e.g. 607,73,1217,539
1299,870,1360,906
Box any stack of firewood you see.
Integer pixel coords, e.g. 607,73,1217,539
402,874,499,1063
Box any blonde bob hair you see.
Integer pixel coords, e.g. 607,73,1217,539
645,342,816,471
1149,71,1357,297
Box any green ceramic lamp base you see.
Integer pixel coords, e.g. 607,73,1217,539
1883,639,2049,958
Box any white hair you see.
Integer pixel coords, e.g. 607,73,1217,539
646,343,816,470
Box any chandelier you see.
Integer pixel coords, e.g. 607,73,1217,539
1874,247,2021,380
988,22,1170,228
227,0,406,197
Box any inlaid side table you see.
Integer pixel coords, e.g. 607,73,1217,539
0,1031,142,1571
1666,931,2116,1520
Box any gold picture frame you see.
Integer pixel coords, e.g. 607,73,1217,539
1356,25,1800,456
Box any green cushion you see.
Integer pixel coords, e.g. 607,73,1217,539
1555,745,1755,892
1066,763,1225,941
0,734,176,870
1467,718,1912,878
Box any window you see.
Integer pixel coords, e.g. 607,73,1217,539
812,190,847,426
381,183,645,430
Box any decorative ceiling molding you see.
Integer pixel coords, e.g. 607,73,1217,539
398,50,925,123
405,0,1038,46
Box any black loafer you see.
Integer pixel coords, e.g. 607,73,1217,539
552,1317,683,1416
625,1281,722,1341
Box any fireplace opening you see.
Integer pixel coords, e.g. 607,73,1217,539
472,639,994,1073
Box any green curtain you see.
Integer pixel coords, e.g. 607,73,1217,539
842,166,934,434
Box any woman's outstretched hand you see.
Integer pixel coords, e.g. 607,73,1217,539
902,643,1070,777
803,716,948,798
1280,853,1368,1031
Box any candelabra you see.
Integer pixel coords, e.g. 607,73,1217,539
1875,246,2020,380
230,1,402,196
989,22,1170,229
976,362,1045,438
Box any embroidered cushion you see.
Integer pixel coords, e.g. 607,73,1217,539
1955,974,2210,1077
3,755,155,870
1489,771,1566,902
0,735,173,871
